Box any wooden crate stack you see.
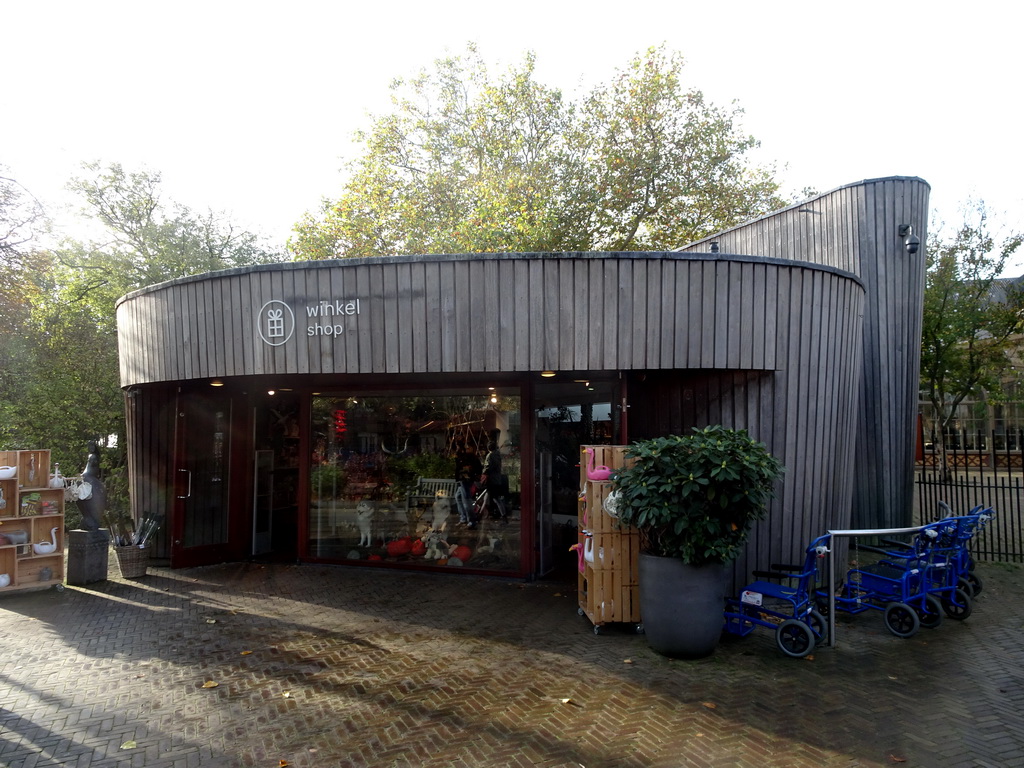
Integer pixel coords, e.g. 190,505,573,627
0,449,65,595
577,445,640,630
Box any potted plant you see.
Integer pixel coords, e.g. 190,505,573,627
613,426,785,658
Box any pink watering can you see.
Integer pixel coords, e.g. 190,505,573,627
584,448,613,482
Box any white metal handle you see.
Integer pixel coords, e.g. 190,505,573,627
177,468,192,499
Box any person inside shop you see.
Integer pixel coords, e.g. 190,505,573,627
454,442,482,525
480,439,507,523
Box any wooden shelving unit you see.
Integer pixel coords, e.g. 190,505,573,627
0,450,65,595
577,445,641,633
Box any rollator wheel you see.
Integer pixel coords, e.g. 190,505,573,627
965,572,983,596
916,594,943,629
884,602,920,638
957,576,975,598
806,609,829,646
942,587,973,621
776,619,815,658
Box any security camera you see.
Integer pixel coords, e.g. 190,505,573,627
905,234,921,255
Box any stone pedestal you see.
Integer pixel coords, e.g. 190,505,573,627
66,529,110,585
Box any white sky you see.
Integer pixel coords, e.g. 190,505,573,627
4,0,1022,262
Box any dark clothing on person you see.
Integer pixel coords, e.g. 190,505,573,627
456,448,482,486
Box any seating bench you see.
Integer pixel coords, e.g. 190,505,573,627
405,477,458,513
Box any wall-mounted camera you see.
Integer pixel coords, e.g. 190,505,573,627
899,224,920,255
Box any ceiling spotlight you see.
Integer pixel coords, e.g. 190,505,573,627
489,394,498,404
541,370,556,378
268,390,276,396
210,378,224,387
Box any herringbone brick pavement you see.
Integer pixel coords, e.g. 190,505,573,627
2,559,1023,768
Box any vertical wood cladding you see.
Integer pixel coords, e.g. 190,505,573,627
117,254,857,383
626,262,866,577
678,177,930,529
123,386,176,558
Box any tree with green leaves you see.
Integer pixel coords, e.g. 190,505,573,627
290,45,783,260
0,170,49,452
1,163,284,515
920,200,1024,472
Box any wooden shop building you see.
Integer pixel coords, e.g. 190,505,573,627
115,176,930,582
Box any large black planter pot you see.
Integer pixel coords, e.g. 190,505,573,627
639,553,726,659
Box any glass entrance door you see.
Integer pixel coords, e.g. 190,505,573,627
171,392,233,567
533,378,619,576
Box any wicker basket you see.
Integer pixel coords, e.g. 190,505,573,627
113,545,150,578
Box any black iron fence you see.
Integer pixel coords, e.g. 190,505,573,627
916,429,1024,563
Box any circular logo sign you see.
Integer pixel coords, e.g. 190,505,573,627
257,300,295,346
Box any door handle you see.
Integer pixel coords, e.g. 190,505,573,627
177,468,192,499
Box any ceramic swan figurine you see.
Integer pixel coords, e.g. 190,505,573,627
584,448,613,482
33,527,58,555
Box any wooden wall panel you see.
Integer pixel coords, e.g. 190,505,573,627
119,254,861,387
626,269,866,582
677,177,930,529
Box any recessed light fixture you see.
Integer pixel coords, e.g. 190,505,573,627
268,390,276,396
541,370,556,378
210,379,224,387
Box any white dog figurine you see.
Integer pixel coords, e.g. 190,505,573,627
430,496,452,532
356,499,375,547
423,530,448,560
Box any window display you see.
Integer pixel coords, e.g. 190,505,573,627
308,391,521,572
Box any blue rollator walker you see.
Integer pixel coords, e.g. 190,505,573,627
723,534,831,658
877,502,995,601
822,510,993,638
863,504,996,624
826,521,949,638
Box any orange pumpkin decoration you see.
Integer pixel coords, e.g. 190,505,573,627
387,538,412,557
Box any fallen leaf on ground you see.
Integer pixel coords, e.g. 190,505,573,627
240,650,253,655
804,654,815,661
279,761,290,767
623,659,633,664
701,702,717,709
206,619,217,624
119,741,137,750
283,691,292,698
889,756,907,763
201,680,219,689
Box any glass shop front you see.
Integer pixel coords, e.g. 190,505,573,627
306,390,524,572
243,378,621,577
164,376,618,575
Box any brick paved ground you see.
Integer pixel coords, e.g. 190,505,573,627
1,557,1023,768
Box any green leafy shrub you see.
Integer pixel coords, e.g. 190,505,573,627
613,426,785,566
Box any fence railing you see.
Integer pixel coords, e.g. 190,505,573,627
916,429,1024,563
